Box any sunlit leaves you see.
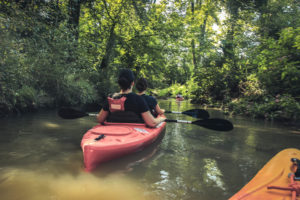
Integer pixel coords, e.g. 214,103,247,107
1,0,300,117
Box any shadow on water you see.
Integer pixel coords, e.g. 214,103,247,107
0,101,300,200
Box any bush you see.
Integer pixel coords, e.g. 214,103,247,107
238,74,265,100
15,86,38,112
152,83,191,99
228,94,300,121
57,75,98,106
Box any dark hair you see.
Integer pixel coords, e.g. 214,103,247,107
136,77,148,92
118,69,135,91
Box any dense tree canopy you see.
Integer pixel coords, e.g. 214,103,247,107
0,0,299,120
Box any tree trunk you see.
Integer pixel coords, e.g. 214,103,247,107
99,23,116,70
198,12,208,65
68,0,81,39
98,0,125,70
191,1,198,69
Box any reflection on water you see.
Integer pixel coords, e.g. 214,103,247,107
0,168,156,200
203,158,225,191
0,100,300,200
91,131,166,176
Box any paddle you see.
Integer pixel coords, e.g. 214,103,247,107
58,108,209,119
58,108,233,131
165,118,234,131
165,109,209,119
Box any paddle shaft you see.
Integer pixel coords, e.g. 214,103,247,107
165,111,183,114
59,108,208,119
165,119,192,124
58,108,232,131
165,109,209,119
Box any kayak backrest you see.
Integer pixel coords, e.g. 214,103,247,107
107,111,144,123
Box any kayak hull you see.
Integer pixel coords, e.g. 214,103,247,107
81,120,166,171
230,148,300,200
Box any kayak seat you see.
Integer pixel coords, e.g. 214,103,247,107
292,158,300,180
106,111,144,123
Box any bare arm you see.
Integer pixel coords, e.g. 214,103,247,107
97,109,109,123
155,104,165,115
141,111,166,128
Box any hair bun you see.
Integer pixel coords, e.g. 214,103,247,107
118,77,131,90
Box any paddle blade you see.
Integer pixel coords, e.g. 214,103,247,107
192,118,233,131
58,108,89,119
182,109,209,119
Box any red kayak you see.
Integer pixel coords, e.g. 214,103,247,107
176,97,184,101
81,118,166,171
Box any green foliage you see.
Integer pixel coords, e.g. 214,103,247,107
257,0,300,39
228,94,300,121
238,74,265,100
58,75,98,106
152,76,198,100
152,88,171,98
0,0,299,122
0,1,96,114
15,86,38,112
255,27,300,97
154,83,187,99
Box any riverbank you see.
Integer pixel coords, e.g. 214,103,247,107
1,92,300,126
224,95,300,123
156,94,300,123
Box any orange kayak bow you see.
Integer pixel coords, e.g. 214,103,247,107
230,148,300,200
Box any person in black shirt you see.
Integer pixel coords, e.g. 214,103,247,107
102,92,149,115
97,69,166,127
136,77,165,116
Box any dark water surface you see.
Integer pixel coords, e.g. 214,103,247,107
0,100,299,200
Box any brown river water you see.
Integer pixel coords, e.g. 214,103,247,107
0,100,299,200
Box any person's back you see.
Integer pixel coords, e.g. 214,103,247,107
136,77,165,116
105,92,148,114
102,92,148,123
97,69,165,127
140,94,157,115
